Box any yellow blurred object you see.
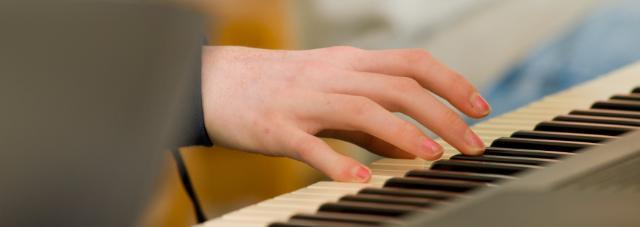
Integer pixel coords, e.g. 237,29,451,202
138,153,197,227
183,146,321,217
188,0,296,49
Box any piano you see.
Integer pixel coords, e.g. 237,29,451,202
201,62,640,227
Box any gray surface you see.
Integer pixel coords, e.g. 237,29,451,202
401,130,640,227
295,0,605,90
412,190,640,227
0,2,202,226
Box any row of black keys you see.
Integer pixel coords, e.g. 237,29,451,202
269,89,640,227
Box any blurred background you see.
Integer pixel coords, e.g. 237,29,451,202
141,0,640,226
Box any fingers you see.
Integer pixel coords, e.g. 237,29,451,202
362,49,491,118
311,47,491,119
317,130,416,159
285,128,372,182
318,70,485,155
301,93,444,160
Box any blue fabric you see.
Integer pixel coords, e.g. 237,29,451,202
482,0,640,119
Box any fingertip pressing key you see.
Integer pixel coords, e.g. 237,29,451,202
464,128,485,156
352,165,371,183
420,137,443,160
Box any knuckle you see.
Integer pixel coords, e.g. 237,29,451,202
450,75,473,94
296,60,342,78
393,77,421,91
448,73,463,85
442,108,464,127
291,135,317,161
386,77,420,111
394,120,421,138
405,49,433,64
346,96,376,117
296,60,324,73
292,61,333,81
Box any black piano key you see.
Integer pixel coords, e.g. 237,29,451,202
483,147,571,159
269,219,374,227
450,154,553,166
318,201,419,217
290,212,400,226
611,94,640,102
570,109,640,119
340,194,438,207
633,87,640,93
553,114,640,127
534,121,635,136
592,100,640,111
490,137,597,152
383,177,489,193
405,169,514,183
358,187,458,201
269,222,306,227
511,130,614,143
430,159,537,175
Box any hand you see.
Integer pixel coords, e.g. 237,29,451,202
201,46,490,182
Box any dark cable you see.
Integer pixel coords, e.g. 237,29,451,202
171,149,207,223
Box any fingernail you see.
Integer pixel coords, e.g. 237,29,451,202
470,92,491,116
420,137,443,159
464,129,485,155
353,166,371,182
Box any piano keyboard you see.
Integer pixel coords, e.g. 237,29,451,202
200,62,640,227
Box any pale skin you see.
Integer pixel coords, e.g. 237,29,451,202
201,46,491,183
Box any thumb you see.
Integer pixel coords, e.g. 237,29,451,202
287,130,371,183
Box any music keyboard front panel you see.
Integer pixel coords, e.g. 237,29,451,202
201,62,640,227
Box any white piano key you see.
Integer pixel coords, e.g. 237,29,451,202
495,116,553,122
236,204,302,213
255,201,320,212
199,220,267,227
220,214,289,224
222,214,287,223
371,156,451,167
257,198,325,207
290,188,358,196
372,158,427,165
473,124,522,131
226,208,298,217
309,181,369,189
278,192,340,200
470,128,515,133
470,130,512,135
484,118,543,125
370,164,425,171
273,195,337,203
371,169,409,177
370,175,392,185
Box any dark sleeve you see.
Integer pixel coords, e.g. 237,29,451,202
190,78,213,146
191,37,213,146
183,37,213,147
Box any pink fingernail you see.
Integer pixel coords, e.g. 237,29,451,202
470,92,491,116
464,129,485,155
353,166,371,182
421,137,443,159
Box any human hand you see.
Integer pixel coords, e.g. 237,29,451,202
201,46,490,182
